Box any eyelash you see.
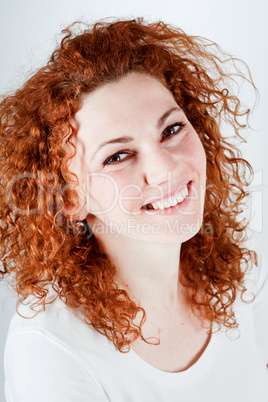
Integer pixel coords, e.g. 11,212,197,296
103,122,186,166
161,122,186,142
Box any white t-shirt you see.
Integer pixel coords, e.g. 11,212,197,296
4,254,268,402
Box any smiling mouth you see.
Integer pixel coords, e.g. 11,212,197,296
141,181,192,211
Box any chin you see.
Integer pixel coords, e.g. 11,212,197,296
122,215,203,244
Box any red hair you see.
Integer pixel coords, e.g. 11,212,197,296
0,18,257,351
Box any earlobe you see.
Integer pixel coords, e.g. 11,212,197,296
71,204,89,221
69,198,89,221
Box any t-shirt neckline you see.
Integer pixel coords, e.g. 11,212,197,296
127,321,221,385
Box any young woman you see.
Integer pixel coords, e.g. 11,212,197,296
1,18,267,401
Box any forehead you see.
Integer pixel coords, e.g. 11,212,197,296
75,72,177,132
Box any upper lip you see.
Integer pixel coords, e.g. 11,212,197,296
141,180,192,207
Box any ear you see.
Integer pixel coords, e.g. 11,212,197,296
62,186,89,221
64,135,89,221
70,193,89,221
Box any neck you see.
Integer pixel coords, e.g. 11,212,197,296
94,229,184,312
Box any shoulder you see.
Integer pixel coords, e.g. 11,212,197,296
4,292,109,402
236,240,268,362
7,289,105,350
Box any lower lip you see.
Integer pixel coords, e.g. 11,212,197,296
141,181,193,216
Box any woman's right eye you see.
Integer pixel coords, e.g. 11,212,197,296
103,151,131,166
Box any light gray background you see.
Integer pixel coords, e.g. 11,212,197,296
0,0,267,400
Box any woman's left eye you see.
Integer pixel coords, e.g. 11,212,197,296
161,122,186,141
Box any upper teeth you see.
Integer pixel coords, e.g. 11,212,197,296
150,184,188,210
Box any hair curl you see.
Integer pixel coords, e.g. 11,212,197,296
0,18,258,351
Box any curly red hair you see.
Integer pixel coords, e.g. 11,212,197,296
0,18,257,351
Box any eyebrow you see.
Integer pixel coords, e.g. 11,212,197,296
91,106,181,160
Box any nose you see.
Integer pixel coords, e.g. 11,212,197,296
141,144,179,186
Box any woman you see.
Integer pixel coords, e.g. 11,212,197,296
1,18,267,401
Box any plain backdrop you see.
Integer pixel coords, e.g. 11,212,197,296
0,0,267,400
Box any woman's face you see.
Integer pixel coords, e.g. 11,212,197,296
71,72,207,243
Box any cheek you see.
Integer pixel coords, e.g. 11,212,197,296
109,169,143,214
86,173,120,213
188,135,207,213
185,133,206,179
87,170,141,214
